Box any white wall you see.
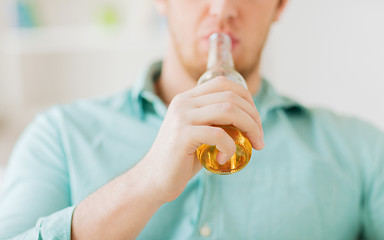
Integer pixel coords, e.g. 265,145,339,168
1,0,383,167
0,0,165,166
261,0,384,130
0,167,4,197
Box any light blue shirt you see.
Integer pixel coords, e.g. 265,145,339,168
1,61,384,239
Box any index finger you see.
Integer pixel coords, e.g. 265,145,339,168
188,76,256,109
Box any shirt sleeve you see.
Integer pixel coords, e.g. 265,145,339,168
361,129,384,239
10,206,76,240
0,109,74,239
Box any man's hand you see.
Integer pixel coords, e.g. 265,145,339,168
71,76,264,240
142,76,264,203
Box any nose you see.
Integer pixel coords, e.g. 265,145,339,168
209,0,238,21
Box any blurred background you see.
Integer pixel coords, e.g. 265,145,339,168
0,0,383,183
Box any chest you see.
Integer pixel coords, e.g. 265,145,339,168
138,145,362,240
65,114,362,239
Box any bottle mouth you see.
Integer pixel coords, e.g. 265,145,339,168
208,32,240,52
209,32,231,42
209,32,232,50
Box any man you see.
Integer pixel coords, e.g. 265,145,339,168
0,0,383,239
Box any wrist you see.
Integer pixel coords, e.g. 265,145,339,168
125,157,167,207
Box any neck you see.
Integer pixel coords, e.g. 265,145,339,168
243,65,262,96
156,45,262,106
155,40,198,106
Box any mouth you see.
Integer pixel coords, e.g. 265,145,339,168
202,32,240,51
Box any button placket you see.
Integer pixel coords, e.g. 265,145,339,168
195,171,220,239
199,223,212,237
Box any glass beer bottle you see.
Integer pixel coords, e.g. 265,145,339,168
196,32,252,175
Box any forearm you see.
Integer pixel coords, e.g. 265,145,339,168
71,158,164,240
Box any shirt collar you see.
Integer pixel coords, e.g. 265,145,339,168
253,79,303,122
131,61,302,121
131,61,167,119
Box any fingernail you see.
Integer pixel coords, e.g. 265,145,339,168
261,137,265,148
217,152,228,165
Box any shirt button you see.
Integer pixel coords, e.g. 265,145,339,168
199,224,212,237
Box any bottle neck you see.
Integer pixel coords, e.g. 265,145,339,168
207,33,234,69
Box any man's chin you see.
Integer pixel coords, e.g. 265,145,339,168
184,59,207,81
191,68,206,81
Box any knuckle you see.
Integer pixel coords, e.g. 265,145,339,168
238,88,249,100
215,76,227,82
169,98,189,123
169,94,185,112
174,109,188,123
213,127,226,139
221,102,235,113
172,94,183,105
212,76,228,85
224,91,236,100
253,123,260,133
